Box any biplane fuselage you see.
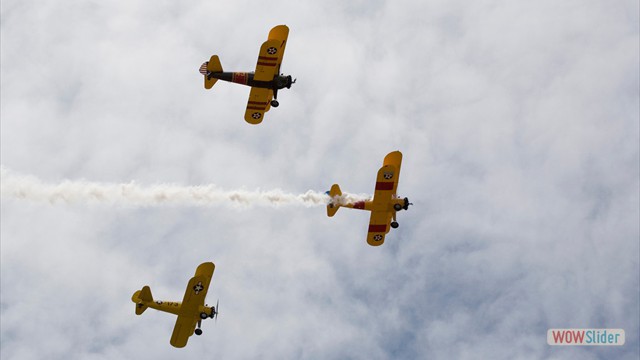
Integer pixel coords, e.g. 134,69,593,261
340,196,411,213
137,299,215,318
208,72,294,91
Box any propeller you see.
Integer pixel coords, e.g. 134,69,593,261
214,299,219,322
403,197,413,210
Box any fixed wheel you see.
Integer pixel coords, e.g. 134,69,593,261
270,100,279,107
390,221,399,229
195,328,203,336
200,312,208,319
393,204,402,211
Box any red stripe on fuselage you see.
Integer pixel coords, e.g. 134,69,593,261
368,224,387,233
232,73,249,85
353,201,365,209
257,62,277,67
375,182,394,191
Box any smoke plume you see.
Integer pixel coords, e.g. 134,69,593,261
0,167,368,208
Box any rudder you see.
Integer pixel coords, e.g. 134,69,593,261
132,285,153,315
203,55,223,89
326,184,342,217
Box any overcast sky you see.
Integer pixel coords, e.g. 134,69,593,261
1,1,638,359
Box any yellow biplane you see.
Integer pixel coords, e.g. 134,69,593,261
131,262,218,348
199,25,295,125
327,151,412,246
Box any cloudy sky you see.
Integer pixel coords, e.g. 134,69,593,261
1,0,638,359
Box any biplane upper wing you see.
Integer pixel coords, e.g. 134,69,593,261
366,151,403,246
267,25,289,76
253,25,288,81
244,87,273,124
169,262,215,348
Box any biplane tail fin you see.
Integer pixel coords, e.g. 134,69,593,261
326,184,342,217
202,55,223,89
132,285,153,315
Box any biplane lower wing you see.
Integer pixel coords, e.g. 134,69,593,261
180,262,215,314
372,164,396,206
170,315,198,348
371,152,402,208
254,39,281,82
244,87,273,124
373,151,402,203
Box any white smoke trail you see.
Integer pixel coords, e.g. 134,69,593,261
0,167,369,208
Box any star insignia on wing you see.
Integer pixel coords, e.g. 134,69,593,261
193,282,204,294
